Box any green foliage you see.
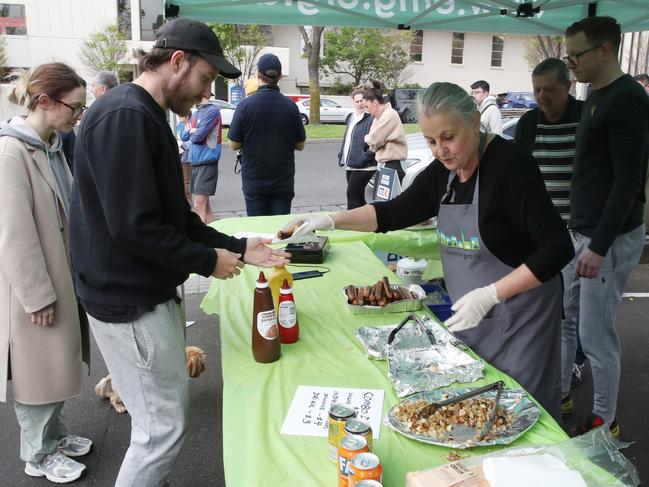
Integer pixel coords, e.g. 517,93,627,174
323,78,355,96
79,24,128,73
208,24,270,85
399,82,423,89
321,27,413,89
525,35,564,69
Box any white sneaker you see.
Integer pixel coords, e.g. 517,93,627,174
56,434,93,457
25,451,86,483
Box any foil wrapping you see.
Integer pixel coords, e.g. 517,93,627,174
385,388,540,449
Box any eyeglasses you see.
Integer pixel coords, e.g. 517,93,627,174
471,89,485,96
55,99,87,118
562,44,603,66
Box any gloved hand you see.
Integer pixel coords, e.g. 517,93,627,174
282,214,335,237
444,284,501,332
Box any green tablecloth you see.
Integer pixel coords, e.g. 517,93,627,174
201,226,569,486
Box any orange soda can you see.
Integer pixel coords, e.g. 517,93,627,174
337,435,369,487
348,452,382,486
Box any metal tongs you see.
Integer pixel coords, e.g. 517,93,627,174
416,380,505,440
387,313,437,347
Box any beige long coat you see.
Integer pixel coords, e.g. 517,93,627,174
0,134,89,405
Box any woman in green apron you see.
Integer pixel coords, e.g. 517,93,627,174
285,82,573,421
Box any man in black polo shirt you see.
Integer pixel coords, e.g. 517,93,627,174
562,16,649,437
228,54,306,216
514,58,586,407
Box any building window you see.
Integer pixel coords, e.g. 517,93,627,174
410,30,423,62
491,35,504,67
451,32,464,65
0,4,26,35
140,0,164,41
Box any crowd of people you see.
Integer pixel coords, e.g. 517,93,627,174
0,12,647,487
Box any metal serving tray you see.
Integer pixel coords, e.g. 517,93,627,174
343,284,425,315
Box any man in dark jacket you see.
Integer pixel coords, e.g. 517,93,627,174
70,18,289,486
338,87,376,209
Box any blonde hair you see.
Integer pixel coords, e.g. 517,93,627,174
7,62,86,111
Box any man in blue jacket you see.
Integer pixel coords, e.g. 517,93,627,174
180,89,221,223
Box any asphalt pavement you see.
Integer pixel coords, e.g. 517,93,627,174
1,142,648,486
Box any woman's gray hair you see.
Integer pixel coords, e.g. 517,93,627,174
417,82,477,124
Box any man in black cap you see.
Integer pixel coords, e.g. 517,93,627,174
228,53,306,216
70,18,289,486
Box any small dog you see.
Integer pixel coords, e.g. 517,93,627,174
95,346,206,414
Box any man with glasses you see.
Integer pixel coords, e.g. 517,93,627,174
470,80,503,136
562,16,649,438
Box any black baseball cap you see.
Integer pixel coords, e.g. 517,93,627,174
154,18,241,79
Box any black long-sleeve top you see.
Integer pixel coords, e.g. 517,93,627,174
570,74,649,255
373,136,574,282
71,83,246,321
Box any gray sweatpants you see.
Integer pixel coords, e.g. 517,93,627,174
14,401,68,462
561,225,644,423
88,299,189,487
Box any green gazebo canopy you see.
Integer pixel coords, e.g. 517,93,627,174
163,0,649,34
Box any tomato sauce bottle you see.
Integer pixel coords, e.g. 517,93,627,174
278,279,299,344
252,271,280,363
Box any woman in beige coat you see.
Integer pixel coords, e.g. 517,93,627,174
363,80,408,182
0,63,91,484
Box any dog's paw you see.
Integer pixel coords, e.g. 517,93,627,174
186,346,206,378
95,375,113,399
110,393,127,414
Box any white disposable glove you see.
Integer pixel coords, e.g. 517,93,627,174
444,284,501,332
282,214,335,237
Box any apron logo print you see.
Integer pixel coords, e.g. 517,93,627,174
437,229,480,250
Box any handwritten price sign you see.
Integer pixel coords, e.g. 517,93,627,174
280,385,384,438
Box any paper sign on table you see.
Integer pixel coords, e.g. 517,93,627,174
281,385,384,439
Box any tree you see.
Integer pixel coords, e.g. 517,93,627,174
525,35,564,68
321,27,413,89
299,25,325,125
79,24,128,73
209,24,270,86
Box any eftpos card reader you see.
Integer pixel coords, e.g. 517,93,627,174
283,236,330,264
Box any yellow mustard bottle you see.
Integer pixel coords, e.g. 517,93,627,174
268,265,293,312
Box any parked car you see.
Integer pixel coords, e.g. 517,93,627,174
389,88,426,123
210,99,236,127
295,98,354,125
496,92,537,109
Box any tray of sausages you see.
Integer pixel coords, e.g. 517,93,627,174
344,277,425,314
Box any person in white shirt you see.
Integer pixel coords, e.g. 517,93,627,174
337,87,377,209
471,80,503,136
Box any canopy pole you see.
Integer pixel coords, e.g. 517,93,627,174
587,2,597,16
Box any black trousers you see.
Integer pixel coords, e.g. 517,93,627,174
345,170,375,210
